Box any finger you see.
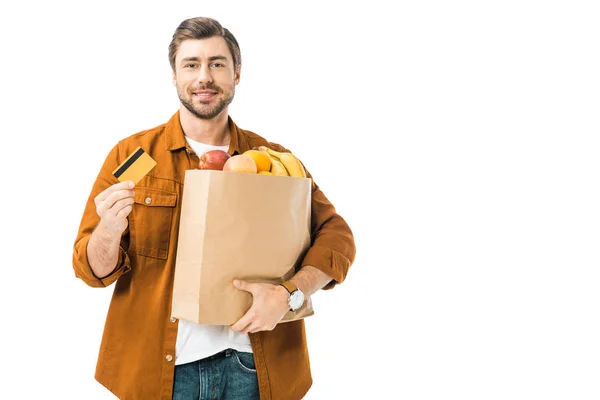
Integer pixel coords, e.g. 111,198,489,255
109,198,135,220
239,321,256,334
106,188,135,208
249,326,265,334
96,181,134,203
230,310,254,332
96,181,135,203
95,188,134,218
108,197,135,214
243,323,261,334
246,317,275,334
233,279,256,294
230,319,252,333
96,190,135,214
96,190,135,218
117,204,133,219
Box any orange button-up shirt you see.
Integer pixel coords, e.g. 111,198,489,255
72,111,356,400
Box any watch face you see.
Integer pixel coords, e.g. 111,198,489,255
289,290,305,311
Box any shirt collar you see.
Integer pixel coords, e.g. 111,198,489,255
164,110,241,155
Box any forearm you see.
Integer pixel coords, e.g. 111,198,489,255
87,223,122,279
289,265,333,298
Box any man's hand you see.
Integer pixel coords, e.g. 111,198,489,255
229,280,290,334
87,181,135,279
94,181,136,235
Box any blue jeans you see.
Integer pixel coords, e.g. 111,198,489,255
173,349,259,400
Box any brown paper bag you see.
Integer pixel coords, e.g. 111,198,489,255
171,169,314,325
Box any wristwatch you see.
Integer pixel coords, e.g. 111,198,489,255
280,281,305,312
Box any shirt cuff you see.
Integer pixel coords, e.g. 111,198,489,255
73,235,131,287
300,245,351,290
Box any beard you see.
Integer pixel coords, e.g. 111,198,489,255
177,82,235,120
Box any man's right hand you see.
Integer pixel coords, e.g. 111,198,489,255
94,181,136,235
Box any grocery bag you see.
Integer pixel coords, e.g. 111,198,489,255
171,169,314,325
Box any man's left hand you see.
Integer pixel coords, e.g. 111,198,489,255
229,280,290,334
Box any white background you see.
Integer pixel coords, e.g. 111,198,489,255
1,1,599,399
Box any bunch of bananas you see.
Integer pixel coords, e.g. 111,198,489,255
257,146,307,178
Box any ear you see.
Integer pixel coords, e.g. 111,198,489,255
234,65,241,85
172,70,177,86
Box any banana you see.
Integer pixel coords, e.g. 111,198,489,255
261,146,283,160
278,152,307,178
257,146,287,176
258,146,307,178
269,157,289,176
257,146,273,156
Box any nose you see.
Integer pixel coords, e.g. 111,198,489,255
196,64,213,84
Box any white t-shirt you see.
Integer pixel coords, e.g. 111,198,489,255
175,136,252,366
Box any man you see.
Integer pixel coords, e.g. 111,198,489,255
72,16,355,400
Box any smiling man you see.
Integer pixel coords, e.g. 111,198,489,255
175,38,237,121
72,17,356,400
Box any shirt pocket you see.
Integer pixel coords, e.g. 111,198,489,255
131,187,178,259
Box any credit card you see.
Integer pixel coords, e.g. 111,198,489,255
112,146,157,184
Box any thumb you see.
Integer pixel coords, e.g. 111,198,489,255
233,279,253,293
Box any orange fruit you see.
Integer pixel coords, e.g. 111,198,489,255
258,171,273,175
243,149,272,172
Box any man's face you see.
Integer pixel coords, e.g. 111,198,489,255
173,37,240,120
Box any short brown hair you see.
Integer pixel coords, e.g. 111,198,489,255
168,17,241,72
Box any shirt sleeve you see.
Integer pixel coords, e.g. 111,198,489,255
72,143,132,288
300,178,356,289
269,142,356,290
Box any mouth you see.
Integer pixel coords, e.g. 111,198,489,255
192,90,218,100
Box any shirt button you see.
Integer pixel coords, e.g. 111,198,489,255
170,317,177,323
144,197,152,205
166,354,173,362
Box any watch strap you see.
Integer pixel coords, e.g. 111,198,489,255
280,280,298,295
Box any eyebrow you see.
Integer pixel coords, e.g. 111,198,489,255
180,55,229,64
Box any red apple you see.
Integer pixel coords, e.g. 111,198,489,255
223,154,258,173
199,150,231,170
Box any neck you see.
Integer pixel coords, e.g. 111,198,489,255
179,105,231,146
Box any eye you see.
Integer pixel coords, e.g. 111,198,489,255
184,63,198,68
211,62,225,68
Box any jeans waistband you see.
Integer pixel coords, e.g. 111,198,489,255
203,348,234,362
